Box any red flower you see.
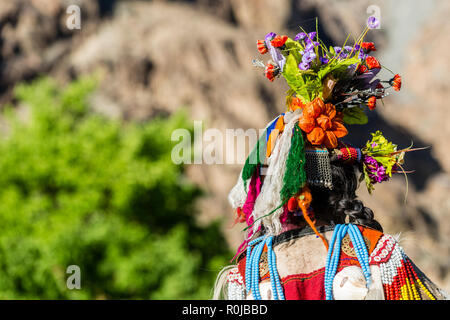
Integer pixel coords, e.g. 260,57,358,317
391,74,402,91
366,56,381,69
367,96,377,110
361,42,376,53
357,64,368,74
264,63,279,81
257,40,268,54
270,35,288,48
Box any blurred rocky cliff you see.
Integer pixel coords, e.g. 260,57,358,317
1,0,449,292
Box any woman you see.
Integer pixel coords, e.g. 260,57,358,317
215,154,447,300
213,24,448,300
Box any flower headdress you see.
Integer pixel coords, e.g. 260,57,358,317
229,17,419,257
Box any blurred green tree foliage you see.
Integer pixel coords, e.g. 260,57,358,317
0,76,230,299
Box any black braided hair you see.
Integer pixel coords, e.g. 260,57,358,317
309,161,383,232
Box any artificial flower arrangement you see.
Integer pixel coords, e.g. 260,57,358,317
252,17,410,193
362,131,406,193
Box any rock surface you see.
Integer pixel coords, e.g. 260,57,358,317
0,0,448,292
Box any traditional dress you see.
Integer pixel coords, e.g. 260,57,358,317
215,19,448,301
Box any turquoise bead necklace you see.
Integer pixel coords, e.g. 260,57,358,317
324,223,372,300
245,235,285,300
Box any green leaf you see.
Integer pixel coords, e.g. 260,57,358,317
330,57,360,78
363,165,375,194
317,63,334,81
342,106,368,125
282,53,300,79
363,131,400,177
365,131,397,155
282,53,310,100
284,38,302,63
329,46,336,55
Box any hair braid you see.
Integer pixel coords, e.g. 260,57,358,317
310,161,383,232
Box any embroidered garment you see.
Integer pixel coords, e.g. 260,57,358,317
225,225,447,300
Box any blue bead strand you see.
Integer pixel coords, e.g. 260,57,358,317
268,243,284,299
324,224,348,300
250,239,263,299
325,224,345,298
266,237,279,300
249,240,260,298
245,236,265,294
250,239,266,300
349,225,370,278
243,234,287,301
324,224,342,293
348,224,372,286
348,226,365,274
270,249,285,299
245,247,252,293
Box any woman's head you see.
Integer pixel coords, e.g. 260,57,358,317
309,161,383,232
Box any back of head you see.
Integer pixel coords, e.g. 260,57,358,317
310,161,383,232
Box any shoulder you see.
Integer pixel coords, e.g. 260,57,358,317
366,231,448,300
225,266,246,300
369,232,398,264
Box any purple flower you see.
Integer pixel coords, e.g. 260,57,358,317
332,46,349,60
358,50,368,60
372,166,389,183
319,56,329,65
364,155,389,184
371,142,378,148
343,46,353,53
335,51,348,60
364,155,377,166
265,32,277,41
294,32,306,41
305,42,314,51
306,32,317,42
298,61,310,70
305,41,320,51
367,16,380,29
302,50,316,63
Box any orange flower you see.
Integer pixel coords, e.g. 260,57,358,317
257,40,268,54
303,97,323,118
264,63,279,81
367,96,377,110
298,98,348,148
289,97,305,112
391,74,402,91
